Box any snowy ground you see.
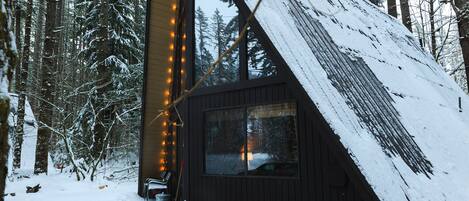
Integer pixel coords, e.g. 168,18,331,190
5,95,144,201
5,172,142,201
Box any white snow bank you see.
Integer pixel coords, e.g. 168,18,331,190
4,172,141,201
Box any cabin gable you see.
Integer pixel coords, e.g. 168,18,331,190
140,0,469,201
140,0,380,200
176,0,378,200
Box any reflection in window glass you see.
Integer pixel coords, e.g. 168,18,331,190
195,0,239,87
204,103,298,177
205,108,245,175
246,103,298,177
247,28,277,79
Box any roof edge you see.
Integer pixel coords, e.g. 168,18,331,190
235,0,380,200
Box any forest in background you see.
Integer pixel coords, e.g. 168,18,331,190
373,0,468,92
4,0,146,182
0,0,467,195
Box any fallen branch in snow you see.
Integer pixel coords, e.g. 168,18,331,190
110,165,138,175
26,184,41,193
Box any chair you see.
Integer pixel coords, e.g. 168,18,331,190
143,171,172,201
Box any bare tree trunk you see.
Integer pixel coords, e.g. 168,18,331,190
13,0,32,171
452,0,469,91
418,0,426,47
34,0,59,175
49,0,63,149
370,0,380,6
14,0,21,90
0,0,17,198
31,0,45,113
400,0,413,32
0,98,9,201
388,0,398,17
429,0,437,58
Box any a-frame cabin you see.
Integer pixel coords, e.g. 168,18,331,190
139,0,469,201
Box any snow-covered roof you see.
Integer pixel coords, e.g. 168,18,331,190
245,0,469,200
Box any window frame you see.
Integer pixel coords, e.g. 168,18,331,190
202,101,300,179
190,0,281,89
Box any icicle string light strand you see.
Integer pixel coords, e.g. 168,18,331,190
148,0,263,127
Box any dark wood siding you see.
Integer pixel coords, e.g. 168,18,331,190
185,83,367,201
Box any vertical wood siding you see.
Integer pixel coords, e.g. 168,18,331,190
139,0,177,195
186,84,367,201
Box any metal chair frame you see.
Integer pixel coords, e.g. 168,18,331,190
143,171,172,201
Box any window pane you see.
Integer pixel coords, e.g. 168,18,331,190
246,103,298,177
205,108,245,175
247,29,277,79
195,0,239,87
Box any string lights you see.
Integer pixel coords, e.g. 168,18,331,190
160,2,178,172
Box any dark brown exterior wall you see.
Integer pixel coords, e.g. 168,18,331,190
184,83,366,201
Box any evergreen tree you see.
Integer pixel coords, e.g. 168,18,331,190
221,13,239,83
35,0,61,174
77,0,141,178
247,30,276,78
13,0,21,90
210,9,228,84
195,7,214,86
30,0,44,112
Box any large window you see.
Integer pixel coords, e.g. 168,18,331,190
195,0,240,86
194,0,277,87
204,103,298,177
205,108,245,175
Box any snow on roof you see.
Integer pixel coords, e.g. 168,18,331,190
245,0,469,200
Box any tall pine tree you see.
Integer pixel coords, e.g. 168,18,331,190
77,0,140,177
210,9,228,84
34,0,61,174
12,0,32,171
195,7,214,86
247,29,276,78
221,12,239,83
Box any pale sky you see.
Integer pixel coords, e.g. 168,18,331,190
196,0,238,21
